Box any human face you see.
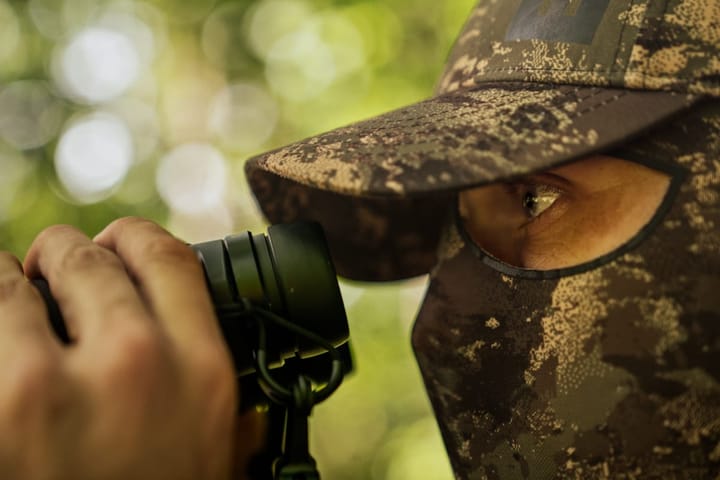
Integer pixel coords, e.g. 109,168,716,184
413,137,720,478
458,155,671,271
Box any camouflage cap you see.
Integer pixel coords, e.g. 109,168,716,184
245,0,719,281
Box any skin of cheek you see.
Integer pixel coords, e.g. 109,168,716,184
520,210,582,269
521,171,670,269
520,196,618,269
459,156,672,270
459,185,528,264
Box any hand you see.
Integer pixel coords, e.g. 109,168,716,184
0,217,239,480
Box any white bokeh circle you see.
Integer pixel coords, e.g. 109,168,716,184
208,83,279,151
55,112,134,203
156,143,228,215
55,27,141,104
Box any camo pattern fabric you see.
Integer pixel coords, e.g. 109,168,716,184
438,0,720,96
247,175,452,280
411,103,720,479
246,85,693,198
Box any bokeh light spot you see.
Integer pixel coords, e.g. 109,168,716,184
156,143,228,215
201,3,255,72
208,83,279,152
266,29,336,101
248,0,312,60
310,11,365,77
55,27,141,104
0,2,20,63
261,7,366,102
109,97,161,162
55,112,134,203
160,68,226,144
167,206,234,244
28,0,95,39
344,3,403,68
27,0,62,38
0,147,33,221
95,11,157,68
158,0,216,23
0,81,64,150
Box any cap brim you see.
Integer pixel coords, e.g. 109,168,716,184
246,82,697,281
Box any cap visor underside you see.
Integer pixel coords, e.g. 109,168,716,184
245,82,696,281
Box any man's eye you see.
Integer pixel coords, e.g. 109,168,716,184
521,184,561,219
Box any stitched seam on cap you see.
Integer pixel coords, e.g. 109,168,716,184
573,87,604,102
576,91,628,116
472,67,719,85
607,0,636,76
638,0,675,89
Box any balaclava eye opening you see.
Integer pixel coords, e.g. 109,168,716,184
412,103,720,479
458,150,688,280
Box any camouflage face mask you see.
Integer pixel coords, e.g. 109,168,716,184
412,105,720,479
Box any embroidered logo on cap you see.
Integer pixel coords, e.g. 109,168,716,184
506,0,611,44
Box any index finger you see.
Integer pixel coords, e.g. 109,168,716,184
93,217,224,348
23,225,152,343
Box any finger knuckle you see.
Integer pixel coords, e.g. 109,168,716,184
105,216,145,234
142,236,197,270
0,274,25,303
104,217,166,241
102,326,167,380
35,224,76,244
60,243,120,274
0,251,20,266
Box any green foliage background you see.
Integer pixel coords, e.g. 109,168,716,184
0,0,477,477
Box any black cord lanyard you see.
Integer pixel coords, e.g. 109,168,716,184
217,299,346,480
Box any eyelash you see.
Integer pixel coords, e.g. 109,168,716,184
522,184,563,219
505,182,564,223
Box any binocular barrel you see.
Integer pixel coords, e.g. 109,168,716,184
34,222,352,408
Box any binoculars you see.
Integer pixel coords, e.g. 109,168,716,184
34,221,353,479
192,221,352,408
35,221,352,408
